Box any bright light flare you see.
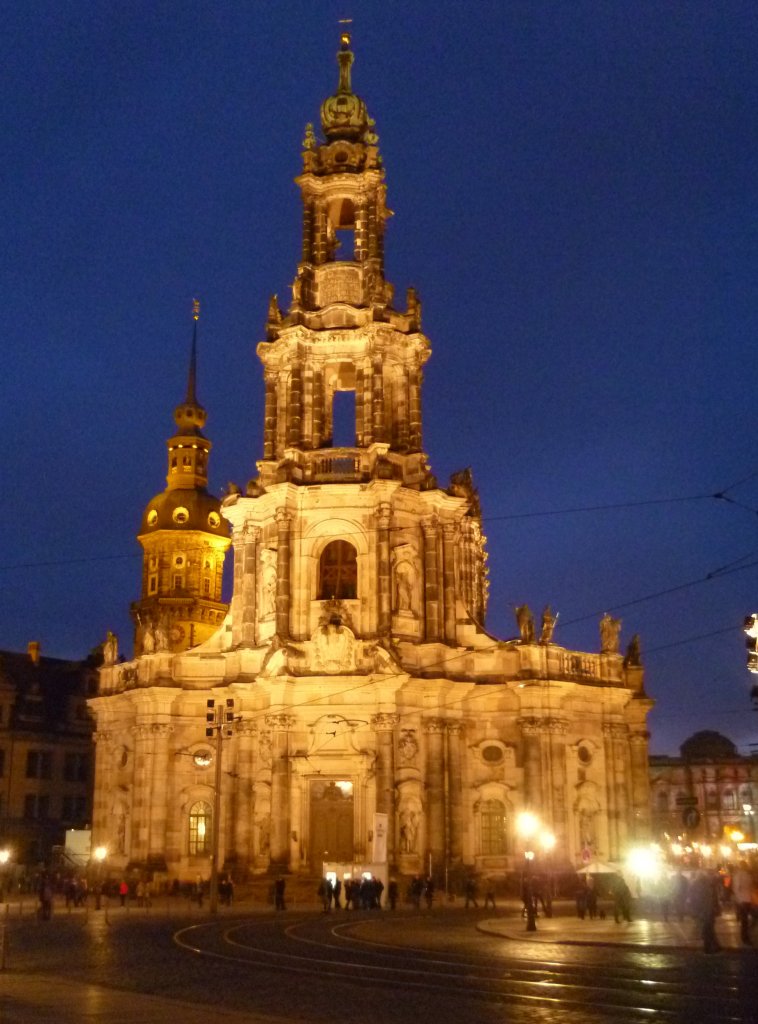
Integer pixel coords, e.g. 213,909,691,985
627,846,662,880
517,811,539,839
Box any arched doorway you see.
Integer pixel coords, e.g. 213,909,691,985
309,780,354,870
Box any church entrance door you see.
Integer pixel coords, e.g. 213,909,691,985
309,780,354,870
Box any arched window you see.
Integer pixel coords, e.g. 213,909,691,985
480,799,507,856
188,801,212,856
318,540,357,600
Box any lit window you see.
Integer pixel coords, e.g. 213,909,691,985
318,540,357,600
173,507,189,525
480,799,507,855
189,801,212,855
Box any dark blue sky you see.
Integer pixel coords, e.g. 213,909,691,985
2,1,757,755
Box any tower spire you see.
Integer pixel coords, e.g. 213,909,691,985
186,298,200,405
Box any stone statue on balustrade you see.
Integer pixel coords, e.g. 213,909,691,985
599,613,622,654
514,604,535,642
539,606,557,644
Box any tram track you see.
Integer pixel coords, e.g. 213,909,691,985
173,913,754,1023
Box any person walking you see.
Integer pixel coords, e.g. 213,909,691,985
274,876,286,911
689,868,722,954
464,876,479,909
732,860,755,946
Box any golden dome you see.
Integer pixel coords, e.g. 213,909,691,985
320,33,371,143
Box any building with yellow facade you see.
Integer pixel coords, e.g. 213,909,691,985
89,36,653,886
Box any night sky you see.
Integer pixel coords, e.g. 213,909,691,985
2,2,757,756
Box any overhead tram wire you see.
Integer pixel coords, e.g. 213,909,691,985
0,484,742,574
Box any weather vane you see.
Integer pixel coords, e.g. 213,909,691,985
192,297,200,321
339,17,352,47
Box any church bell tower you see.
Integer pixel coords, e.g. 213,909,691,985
131,302,231,654
222,33,488,653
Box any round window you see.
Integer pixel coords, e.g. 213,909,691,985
173,507,189,525
208,511,220,528
578,745,592,765
193,750,212,768
482,744,504,764
147,509,158,526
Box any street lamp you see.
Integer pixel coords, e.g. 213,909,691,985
92,845,107,910
539,830,556,916
517,812,539,932
205,697,238,915
0,848,10,902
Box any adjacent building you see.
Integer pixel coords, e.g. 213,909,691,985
650,730,757,847
89,35,653,885
0,643,95,868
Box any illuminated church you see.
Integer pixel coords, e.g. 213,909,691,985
90,36,653,885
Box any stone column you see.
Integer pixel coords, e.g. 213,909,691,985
424,718,446,877
446,721,464,865
130,724,152,864
422,517,441,642
408,366,422,450
233,723,257,871
355,201,368,261
603,723,619,858
372,713,398,866
441,522,457,643
147,723,172,868
520,717,543,811
376,503,392,636
371,356,384,442
629,731,651,841
233,524,259,648
313,201,328,264
91,730,112,849
263,372,278,459
612,725,630,852
275,510,291,640
301,198,313,263
266,713,295,868
355,366,365,446
362,360,373,445
312,367,325,449
546,718,568,853
396,371,410,450
287,364,302,447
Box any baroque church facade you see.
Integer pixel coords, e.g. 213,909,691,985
89,36,653,884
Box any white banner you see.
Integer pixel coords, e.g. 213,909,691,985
372,812,388,863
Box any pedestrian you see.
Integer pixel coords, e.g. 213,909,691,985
274,875,286,911
119,880,129,907
483,878,497,910
424,876,435,909
464,876,479,909
731,860,755,946
317,877,331,912
38,875,53,921
332,877,342,910
689,868,722,954
575,877,588,919
611,874,632,924
387,878,398,910
586,877,598,920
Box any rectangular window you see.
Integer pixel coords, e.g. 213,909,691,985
26,750,52,779
149,575,158,594
203,577,211,596
24,793,50,819
64,752,89,782
62,795,87,821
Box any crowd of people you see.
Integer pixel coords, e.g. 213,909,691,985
573,860,758,951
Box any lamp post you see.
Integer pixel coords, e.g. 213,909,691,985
92,845,107,910
205,697,238,915
0,849,10,903
517,811,539,932
539,830,556,917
